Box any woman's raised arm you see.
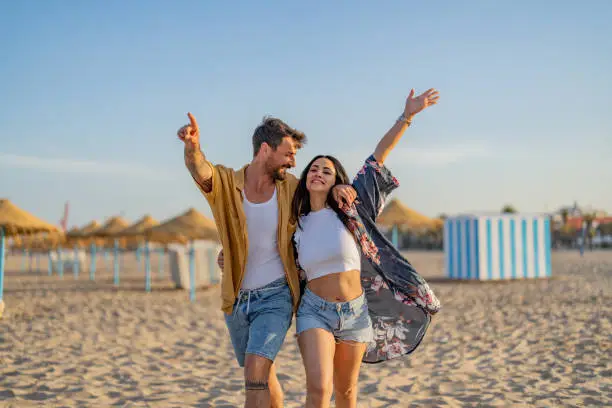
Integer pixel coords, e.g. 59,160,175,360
373,88,440,165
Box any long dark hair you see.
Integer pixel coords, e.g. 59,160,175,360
291,155,351,231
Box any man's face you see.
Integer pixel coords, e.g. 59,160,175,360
266,137,297,180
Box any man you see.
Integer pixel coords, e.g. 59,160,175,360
177,113,355,408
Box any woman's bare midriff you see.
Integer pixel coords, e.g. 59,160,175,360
306,269,362,302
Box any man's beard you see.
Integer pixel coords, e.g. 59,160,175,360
271,164,292,181
271,167,287,181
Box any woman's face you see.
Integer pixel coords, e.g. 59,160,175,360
306,157,337,195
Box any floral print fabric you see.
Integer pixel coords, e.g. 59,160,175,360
346,155,440,363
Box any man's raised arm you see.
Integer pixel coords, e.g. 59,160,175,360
177,112,214,192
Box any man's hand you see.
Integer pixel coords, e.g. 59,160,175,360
177,112,200,150
332,185,357,207
404,88,440,119
217,249,224,270
178,112,213,191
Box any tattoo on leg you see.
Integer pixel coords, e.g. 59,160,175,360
245,380,269,391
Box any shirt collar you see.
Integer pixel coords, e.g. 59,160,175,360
235,164,248,191
234,164,286,191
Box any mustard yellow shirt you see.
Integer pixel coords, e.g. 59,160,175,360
196,160,300,314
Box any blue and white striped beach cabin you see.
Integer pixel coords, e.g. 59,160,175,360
443,214,552,280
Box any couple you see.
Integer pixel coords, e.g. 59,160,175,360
177,88,441,408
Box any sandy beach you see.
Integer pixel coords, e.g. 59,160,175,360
0,250,610,407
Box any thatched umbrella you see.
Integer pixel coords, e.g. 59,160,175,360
0,199,60,318
82,216,130,285
66,221,105,247
144,208,217,244
72,221,100,236
144,208,218,300
65,225,82,244
89,216,130,239
13,232,66,276
8,235,22,250
14,232,65,251
378,198,439,229
0,199,60,235
113,214,160,291
65,221,103,281
115,214,159,248
116,214,159,263
117,214,158,236
377,199,440,247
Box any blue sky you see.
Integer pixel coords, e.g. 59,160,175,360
1,0,611,228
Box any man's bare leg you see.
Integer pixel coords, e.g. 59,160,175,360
244,354,284,408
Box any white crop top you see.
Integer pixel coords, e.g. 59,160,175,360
294,208,361,281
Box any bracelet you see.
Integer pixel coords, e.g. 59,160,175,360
397,113,412,126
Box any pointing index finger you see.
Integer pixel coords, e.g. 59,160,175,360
187,112,199,130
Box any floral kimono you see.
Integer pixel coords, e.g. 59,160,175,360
294,155,441,364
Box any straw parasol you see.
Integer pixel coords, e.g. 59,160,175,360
83,216,129,248
143,208,218,300
0,199,60,318
66,220,102,247
115,214,159,238
114,214,159,249
144,208,218,244
13,232,66,252
0,199,60,236
377,198,441,231
89,216,130,237
63,226,82,246
73,221,101,237
66,226,80,235
8,235,22,249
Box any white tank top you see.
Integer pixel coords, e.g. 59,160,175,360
241,188,286,289
294,208,361,281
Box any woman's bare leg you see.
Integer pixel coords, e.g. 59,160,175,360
333,341,367,408
269,363,284,408
298,329,336,408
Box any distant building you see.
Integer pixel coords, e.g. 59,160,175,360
551,202,608,225
564,216,612,230
549,202,611,249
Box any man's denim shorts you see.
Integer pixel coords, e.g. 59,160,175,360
296,287,374,343
224,278,293,367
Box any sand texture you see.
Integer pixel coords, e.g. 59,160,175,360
0,250,610,407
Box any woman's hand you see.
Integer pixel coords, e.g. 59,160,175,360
404,88,440,119
217,249,224,270
373,88,440,164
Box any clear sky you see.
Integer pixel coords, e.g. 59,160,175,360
1,0,611,228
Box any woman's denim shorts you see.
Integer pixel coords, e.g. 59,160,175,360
296,287,373,343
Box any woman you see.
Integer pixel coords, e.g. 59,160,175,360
291,88,442,408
